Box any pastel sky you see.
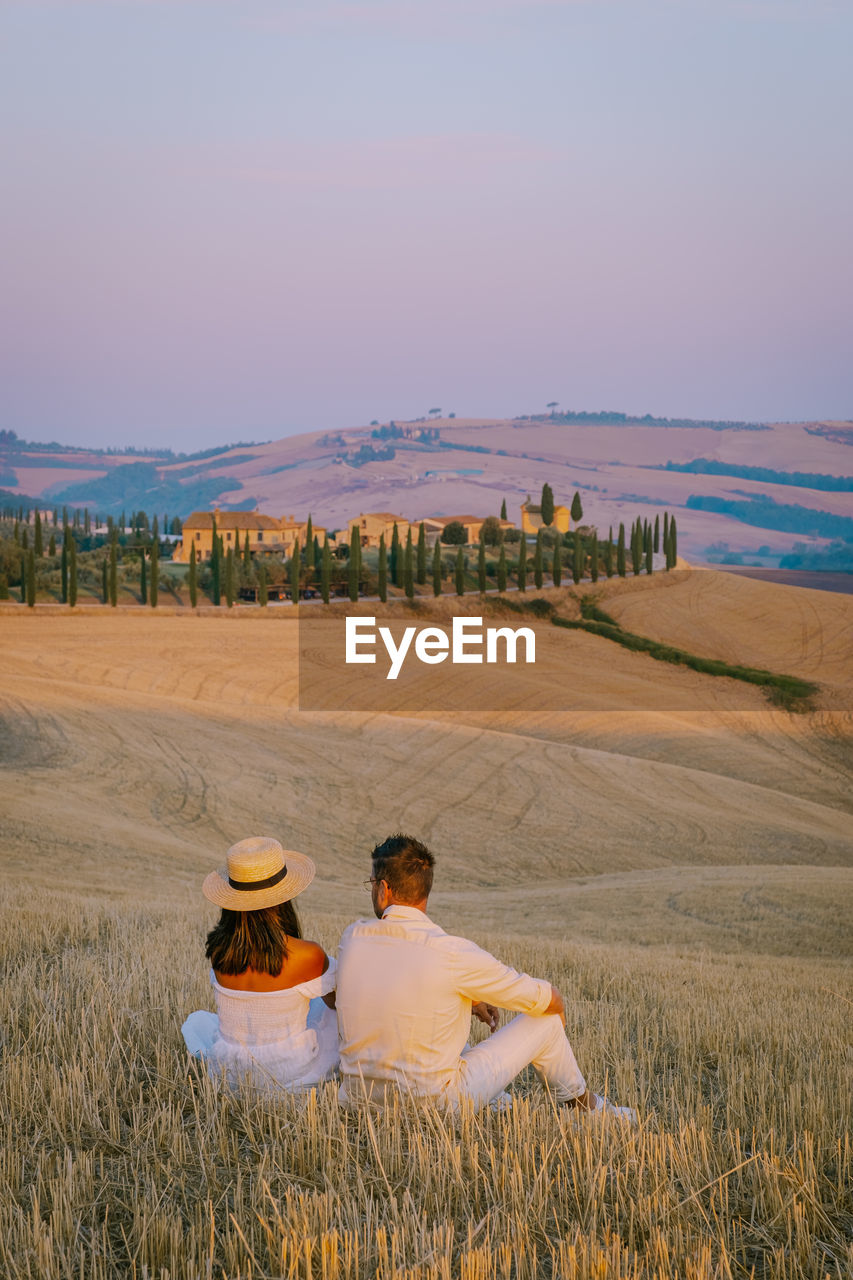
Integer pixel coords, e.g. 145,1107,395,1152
1,0,851,450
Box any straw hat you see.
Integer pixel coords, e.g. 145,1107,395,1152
203,836,315,911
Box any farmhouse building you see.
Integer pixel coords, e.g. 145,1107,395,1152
520,500,570,535
348,512,410,549
173,510,325,562
417,515,515,546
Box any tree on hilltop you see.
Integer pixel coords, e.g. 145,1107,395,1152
416,522,427,585
378,534,387,603
150,534,159,607
348,526,360,602
68,538,77,608
189,544,198,608
571,492,583,524
480,516,504,547
552,541,562,588
404,528,414,599
540,484,555,527
321,535,331,605
440,520,466,545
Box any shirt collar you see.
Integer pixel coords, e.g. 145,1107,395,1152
381,904,431,923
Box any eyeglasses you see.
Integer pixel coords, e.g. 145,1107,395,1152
362,877,384,892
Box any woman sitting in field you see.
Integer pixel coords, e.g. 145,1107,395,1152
181,836,338,1090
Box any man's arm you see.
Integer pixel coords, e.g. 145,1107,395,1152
453,937,556,1018
473,984,564,1034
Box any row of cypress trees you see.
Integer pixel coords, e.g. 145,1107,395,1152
8,506,678,608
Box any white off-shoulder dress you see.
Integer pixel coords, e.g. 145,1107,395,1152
181,959,339,1090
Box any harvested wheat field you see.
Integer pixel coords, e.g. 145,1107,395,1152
1,570,851,1278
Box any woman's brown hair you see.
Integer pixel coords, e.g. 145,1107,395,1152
205,900,302,976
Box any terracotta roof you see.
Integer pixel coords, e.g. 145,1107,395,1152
183,511,282,531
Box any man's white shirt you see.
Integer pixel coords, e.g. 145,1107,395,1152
336,904,552,1097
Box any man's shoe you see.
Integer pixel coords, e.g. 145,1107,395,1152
562,1092,637,1123
592,1094,637,1123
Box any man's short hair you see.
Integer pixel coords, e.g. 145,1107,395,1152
372,834,435,904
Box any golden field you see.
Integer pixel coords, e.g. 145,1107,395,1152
1,569,851,1277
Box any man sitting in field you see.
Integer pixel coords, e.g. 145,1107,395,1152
335,834,635,1117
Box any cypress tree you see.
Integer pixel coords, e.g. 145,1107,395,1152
290,542,301,605
617,523,626,577
404,528,414,599
211,520,221,606
52,507,59,528
645,522,653,574
109,538,118,606
497,545,507,592
432,538,442,597
533,531,543,589
477,540,486,593
571,492,583,524
540,483,555,527
604,528,614,578
150,535,159,607
48,532,56,557
631,521,642,576
416,522,427,585
313,535,320,571
378,534,387,603
84,508,90,536
321,536,331,604
68,538,77,608
60,528,69,603
305,516,313,567
33,510,43,555
102,558,108,604
654,514,660,554
455,547,464,596
390,523,400,587
552,541,562,588
663,510,669,551
517,534,528,592
21,526,28,554
500,498,507,520
243,531,251,567
189,543,198,608
348,526,360,602
590,530,599,583
572,535,582,584
26,550,36,607
223,547,233,607
140,547,147,604
669,516,678,568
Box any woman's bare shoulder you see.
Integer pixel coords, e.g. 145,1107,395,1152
287,938,329,981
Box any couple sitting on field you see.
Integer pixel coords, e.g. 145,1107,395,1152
182,834,635,1119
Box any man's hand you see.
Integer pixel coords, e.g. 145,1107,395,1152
472,1001,499,1033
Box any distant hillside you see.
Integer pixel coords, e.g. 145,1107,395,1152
2,416,851,564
